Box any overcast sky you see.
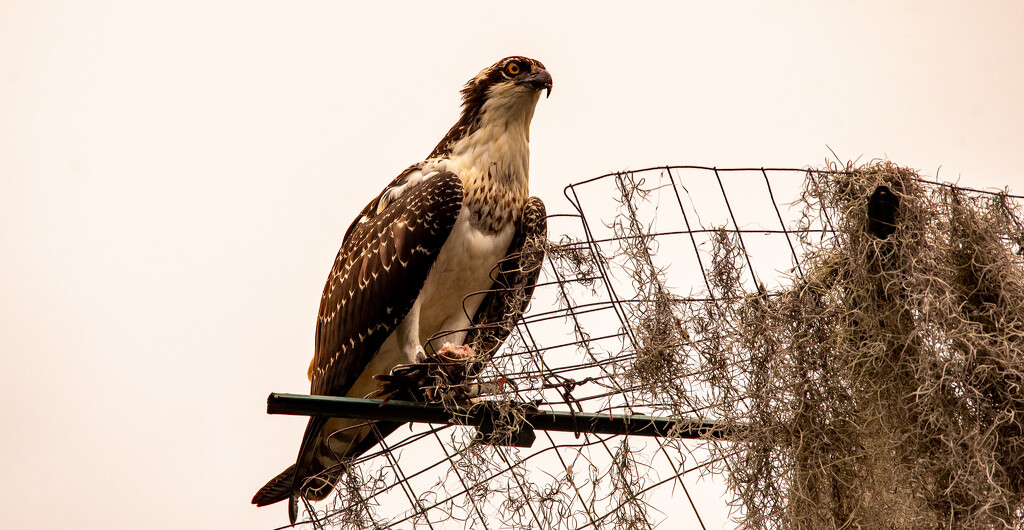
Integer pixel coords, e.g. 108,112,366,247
2,1,1023,528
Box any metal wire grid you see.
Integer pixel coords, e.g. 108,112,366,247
280,166,1022,529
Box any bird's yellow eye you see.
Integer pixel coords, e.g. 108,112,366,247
505,62,521,76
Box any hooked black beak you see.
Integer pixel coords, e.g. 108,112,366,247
519,68,553,98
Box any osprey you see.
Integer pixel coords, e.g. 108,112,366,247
253,56,551,523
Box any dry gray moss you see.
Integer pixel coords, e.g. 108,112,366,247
663,161,1024,529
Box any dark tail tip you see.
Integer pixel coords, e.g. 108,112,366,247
252,464,295,507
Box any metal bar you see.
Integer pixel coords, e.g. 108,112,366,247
267,393,738,441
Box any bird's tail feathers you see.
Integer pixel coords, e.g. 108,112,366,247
252,464,295,507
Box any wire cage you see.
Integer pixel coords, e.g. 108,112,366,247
272,164,1024,529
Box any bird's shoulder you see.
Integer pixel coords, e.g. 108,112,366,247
341,160,462,243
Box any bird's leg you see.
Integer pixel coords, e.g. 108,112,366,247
372,308,487,403
396,298,425,363
369,299,429,402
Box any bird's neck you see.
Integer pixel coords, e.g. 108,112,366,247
441,92,540,233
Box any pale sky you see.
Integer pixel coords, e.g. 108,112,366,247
2,1,1023,528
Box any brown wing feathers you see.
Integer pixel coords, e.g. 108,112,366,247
311,171,463,397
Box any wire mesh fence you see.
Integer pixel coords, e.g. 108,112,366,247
277,163,1024,529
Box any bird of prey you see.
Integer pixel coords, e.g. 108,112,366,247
252,56,552,523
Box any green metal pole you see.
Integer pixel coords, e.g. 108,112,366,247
266,393,737,442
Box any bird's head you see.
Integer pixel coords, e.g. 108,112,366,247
462,56,553,104
458,56,551,132
430,56,551,159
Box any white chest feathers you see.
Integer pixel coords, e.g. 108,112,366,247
415,208,516,346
